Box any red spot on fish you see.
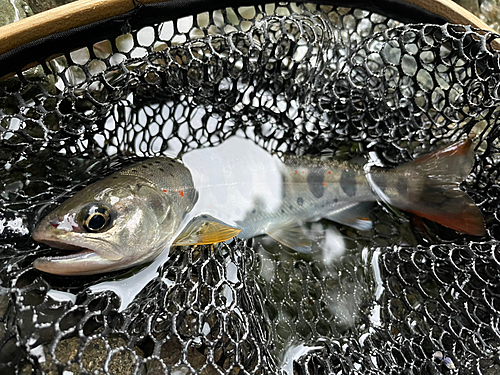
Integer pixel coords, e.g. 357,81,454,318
163,189,167,193
295,170,298,174
328,171,332,175
179,190,184,197
50,222,58,228
323,183,326,186
302,170,305,174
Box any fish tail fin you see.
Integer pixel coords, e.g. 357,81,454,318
369,138,486,236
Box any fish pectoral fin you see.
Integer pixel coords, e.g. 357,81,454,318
325,202,374,231
267,221,312,253
172,215,242,246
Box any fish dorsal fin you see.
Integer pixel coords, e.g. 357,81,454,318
325,202,373,231
267,220,312,253
173,215,242,246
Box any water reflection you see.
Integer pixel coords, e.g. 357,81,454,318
90,248,171,311
309,222,346,265
282,343,324,374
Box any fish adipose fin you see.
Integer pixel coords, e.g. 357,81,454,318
267,220,312,253
173,215,242,246
368,138,486,236
325,202,373,231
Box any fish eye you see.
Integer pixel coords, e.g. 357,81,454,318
79,203,115,233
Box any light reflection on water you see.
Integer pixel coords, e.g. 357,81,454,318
282,343,324,374
90,247,172,312
371,248,384,300
309,222,346,264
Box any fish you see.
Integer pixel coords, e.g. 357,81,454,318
32,137,486,275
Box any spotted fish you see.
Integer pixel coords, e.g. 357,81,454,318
32,137,485,275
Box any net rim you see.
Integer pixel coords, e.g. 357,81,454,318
0,0,497,79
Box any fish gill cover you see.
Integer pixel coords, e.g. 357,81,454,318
0,2,500,374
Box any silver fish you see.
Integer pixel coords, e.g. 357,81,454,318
32,137,485,275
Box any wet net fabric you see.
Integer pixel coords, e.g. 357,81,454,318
1,2,500,374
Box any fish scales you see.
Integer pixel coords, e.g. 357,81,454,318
237,158,374,238
118,158,198,212
281,156,376,210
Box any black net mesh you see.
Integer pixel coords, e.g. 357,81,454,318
1,2,500,374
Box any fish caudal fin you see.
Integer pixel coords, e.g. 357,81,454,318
368,139,486,236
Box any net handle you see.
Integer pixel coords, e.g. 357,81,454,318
0,0,164,59
0,0,497,59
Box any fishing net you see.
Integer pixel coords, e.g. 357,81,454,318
1,1,500,374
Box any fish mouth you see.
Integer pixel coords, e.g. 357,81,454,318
34,248,95,264
32,224,93,253
32,225,120,276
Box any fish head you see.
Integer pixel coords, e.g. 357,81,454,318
33,174,180,275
